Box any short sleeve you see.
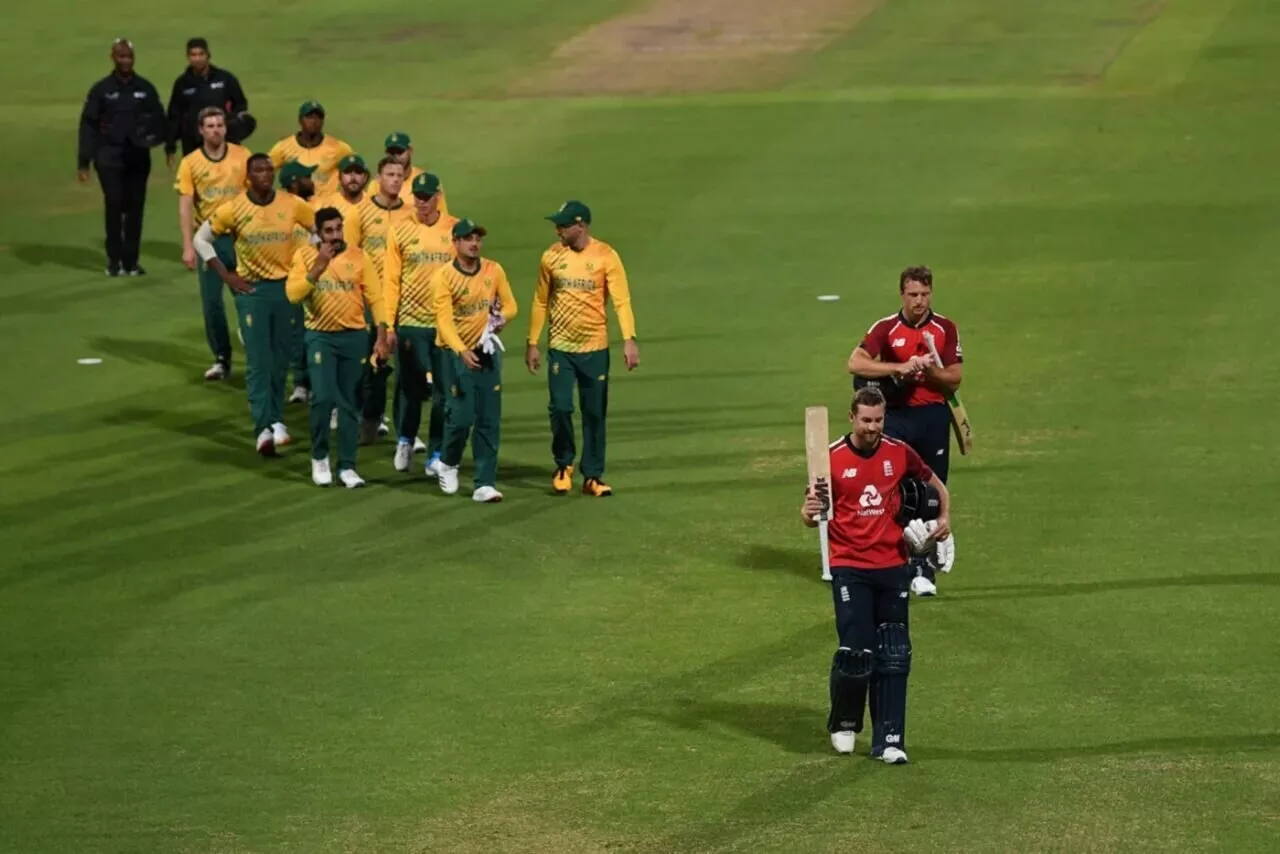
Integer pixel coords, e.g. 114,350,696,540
859,319,889,358
903,444,935,483
175,158,194,195
208,201,235,236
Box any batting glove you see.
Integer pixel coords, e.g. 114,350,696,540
903,518,931,554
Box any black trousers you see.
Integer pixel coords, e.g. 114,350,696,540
885,402,951,483
828,565,912,744
95,145,151,268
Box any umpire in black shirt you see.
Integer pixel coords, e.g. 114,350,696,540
165,37,252,157
77,39,168,276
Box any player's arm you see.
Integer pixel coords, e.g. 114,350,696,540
293,198,316,232
164,75,184,156
524,252,552,372
225,72,249,115
175,159,197,268
363,253,389,328
605,249,640,369
268,141,286,169
77,82,102,175
382,232,403,325
848,323,928,377
432,270,468,354
905,446,951,540
496,267,518,324
196,203,251,294
285,251,314,304
921,324,964,394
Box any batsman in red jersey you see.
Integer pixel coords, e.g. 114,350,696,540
802,386,951,764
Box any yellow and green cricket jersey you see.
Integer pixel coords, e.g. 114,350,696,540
384,212,459,328
286,244,387,331
312,190,365,248
527,238,636,352
356,195,412,279
174,143,250,225
369,165,450,213
267,134,354,196
208,191,315,282
432,259,518,353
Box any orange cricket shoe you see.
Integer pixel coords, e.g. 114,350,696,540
552,465,574,494
582,477,613,497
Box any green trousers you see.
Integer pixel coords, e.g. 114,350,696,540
197,235,236,364
360,321,390,424
306,329,366,472
290,305,309,390
395,325,444,453
232,279,291,435
441,349,502,488
548,348,610,479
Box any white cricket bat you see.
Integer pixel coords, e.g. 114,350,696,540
804,406,833,582
923,332,974,456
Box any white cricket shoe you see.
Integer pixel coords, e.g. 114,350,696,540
203,361,228,381
271,422,292,448
255,428,275,457
830,731,856,755
472,486,504,503
413,436,427,453
311,458,333,486
377,417,390,437
437,463,459,495
425,453,442,476
393,441,412,472
338,469,366,489
880,746,909,765
910,575,937,597
288,385,310,404
330,408,338,430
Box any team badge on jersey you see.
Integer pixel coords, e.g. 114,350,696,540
883,460,894,477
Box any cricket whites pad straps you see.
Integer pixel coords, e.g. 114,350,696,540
895,476,940,526
874,623,912,676
833,646,874,681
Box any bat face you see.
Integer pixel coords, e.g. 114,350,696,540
805,406,832,518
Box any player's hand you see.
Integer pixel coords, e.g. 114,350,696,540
166,152,176,170
525,344,541,373
932,515,951,542
223,272,253,294
383,328,397,354
623,338,640,371
903,518,931,553
182,245,197,271
801,487,824,524
76,168,90,184
316,241,338,263
461,350,482,371
935,532,955,574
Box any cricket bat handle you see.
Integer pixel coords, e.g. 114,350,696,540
818,518,832,580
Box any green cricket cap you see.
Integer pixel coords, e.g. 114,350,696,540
278,160,317,188
384,131,411,151
547,199,591,226
452,218,487,239
411,172,441,198
298,100,325,118
338,154,368,173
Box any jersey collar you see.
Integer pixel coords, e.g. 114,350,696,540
372,196,404,211
843,433,883,459
452,259,481,277
897,309,934,329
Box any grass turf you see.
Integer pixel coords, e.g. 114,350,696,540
2,0,1279,851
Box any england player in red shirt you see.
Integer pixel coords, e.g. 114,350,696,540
848,265,962,597
801,386,951,764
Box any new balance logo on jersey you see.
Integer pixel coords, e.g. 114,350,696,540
859,485,883,508
892,338,906,347
841,468,858,479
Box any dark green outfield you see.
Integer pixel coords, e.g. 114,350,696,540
1,0,1277,850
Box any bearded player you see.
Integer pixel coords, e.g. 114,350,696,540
801,386,951,764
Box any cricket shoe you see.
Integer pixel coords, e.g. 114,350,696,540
125,266,147,277
288,385,310,404
582,477,613,497
552,465,574,494
203,361,229,381
338,469,366,489
472,486,504,503
377,417,390,438
425,452,443,477
413,436,427,453
393,441,412,472
910,575,937,597
879,746,909,765
437,463,459,495
106,262,122,277
271,422,292,448
311,458,333,486
255,428,276,457
830,731,856,755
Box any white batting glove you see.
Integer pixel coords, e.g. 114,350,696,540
903,518,931,554
935,532,955,573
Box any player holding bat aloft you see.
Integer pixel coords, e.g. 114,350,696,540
801,386,952,764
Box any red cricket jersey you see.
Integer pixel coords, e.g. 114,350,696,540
859,311,963,407
827,434,934,570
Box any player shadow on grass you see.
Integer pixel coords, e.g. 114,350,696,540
916,732,1280,763
646,699,830,756
9,240,181,270
736,544,827,585
950,573,1280,601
